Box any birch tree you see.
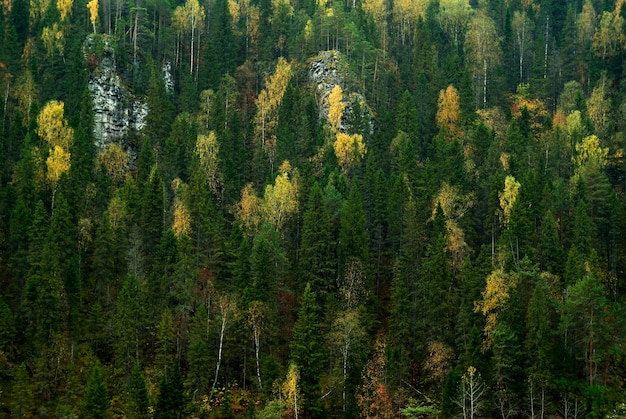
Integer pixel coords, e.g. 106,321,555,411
330,309,366,413
87,0,98,33
247,300,267,390
454,366,486,419
464,9,501,108
254,58,292,173
37,100,74,210
208,292,239,403
439,0,472,50
512,11,533,83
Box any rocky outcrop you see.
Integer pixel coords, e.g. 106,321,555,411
86,35,148,152
163,61,174,95
308,50,374,135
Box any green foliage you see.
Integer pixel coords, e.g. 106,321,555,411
290,283,326,417
129,363,151,418
84,364,110,419
1,0,626,416
154,363,186,418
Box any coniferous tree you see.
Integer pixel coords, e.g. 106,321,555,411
10,363,35,417
128,363,151,418
299,182,335,297
83,364,110,419
154,362,186,418
338,182,369,271
419,204,453,345
290,283,326,418
140,166,164,268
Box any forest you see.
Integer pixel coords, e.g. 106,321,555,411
0,0,626,416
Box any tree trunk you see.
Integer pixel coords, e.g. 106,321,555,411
254,325,262,390
483,59,487,108
209,314,227,402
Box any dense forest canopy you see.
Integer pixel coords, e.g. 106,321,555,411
0,0,626,416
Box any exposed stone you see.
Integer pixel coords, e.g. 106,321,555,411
85,34,148,156
307,50,374,135
162,61,174,95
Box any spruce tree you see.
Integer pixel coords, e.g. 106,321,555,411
154,363,186,418
140,166,164,268
83,364,110,419
289,283,326,418
419,204,453,345
129,363,151,418
10,363,34,417
338,182,369,271
299,182,335,297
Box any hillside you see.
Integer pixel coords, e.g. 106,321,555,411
0,0,626,416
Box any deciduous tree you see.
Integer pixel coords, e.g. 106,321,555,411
439,0,472,50
464,9,501,108
436,85,462,138
87,0,99,33
328,84,345,132
334,132,366,175
254,58,292,172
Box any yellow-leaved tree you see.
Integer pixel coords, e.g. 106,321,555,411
87,0,98,33
237,183,262,234
436,84,461,138
195,131,222,196
432,182,475,271
97,142,128,185
334,133,366,175
41,23,65,65
262,161,298,231
283,363,301,418
475,268,512,349
37,100,74,150
499,175,521,227
46,145,71,187
37,100,74,209
172,179,192,238
254,57,292,173
574,134,608,169
328,84,345,132
57,0,73,20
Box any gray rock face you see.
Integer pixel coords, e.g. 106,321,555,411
162,61,174,95
308,50,374,135
86,35,148,152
